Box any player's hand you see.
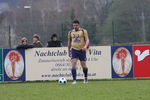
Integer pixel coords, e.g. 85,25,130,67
68,50,71,57
82,46,87,51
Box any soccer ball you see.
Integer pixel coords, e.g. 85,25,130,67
58,77,67,84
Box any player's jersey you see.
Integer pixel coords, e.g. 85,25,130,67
68,28,89,50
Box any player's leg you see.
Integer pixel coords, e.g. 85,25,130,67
71,59,78,83
80,61,88,83
70,49,78,84
79,50,88,83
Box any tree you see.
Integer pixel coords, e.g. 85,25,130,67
102,0,150,44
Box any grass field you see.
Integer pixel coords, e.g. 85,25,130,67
0,79,150,100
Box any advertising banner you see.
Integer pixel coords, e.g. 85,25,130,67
111,46,133,78
3,49,25,81
0,49,3,81
26,46,111,81
133,45,150,78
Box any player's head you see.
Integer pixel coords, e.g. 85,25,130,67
21,37,28,45
51,34,58,41
33,34,40,43
72,20,80,31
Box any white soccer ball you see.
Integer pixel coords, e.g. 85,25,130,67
58,77,67,84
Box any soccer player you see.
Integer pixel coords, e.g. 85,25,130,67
68,20,89,84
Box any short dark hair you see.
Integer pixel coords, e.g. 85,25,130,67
51,34,58,40
73,20,80,24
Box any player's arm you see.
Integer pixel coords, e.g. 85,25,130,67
68,32,71,57
82,30,89,50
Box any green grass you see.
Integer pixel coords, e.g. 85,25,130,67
0,80,150,100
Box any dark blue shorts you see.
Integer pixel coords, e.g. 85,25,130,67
70,48,87,61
